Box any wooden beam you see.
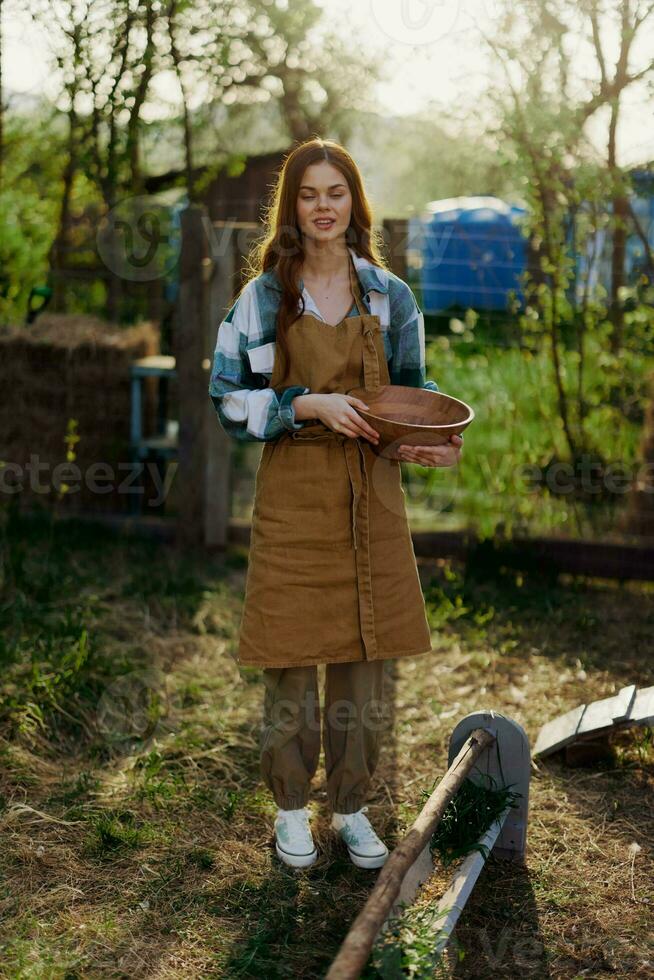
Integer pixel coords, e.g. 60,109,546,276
411,529,654,580
226,521,654,581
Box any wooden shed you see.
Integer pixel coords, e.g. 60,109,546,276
144,150,290,223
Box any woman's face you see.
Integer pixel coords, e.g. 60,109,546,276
296,160,352,244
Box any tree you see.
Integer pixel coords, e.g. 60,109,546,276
21,0,380,318
478,0,654,464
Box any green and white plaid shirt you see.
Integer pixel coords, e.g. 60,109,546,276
208,246,439,442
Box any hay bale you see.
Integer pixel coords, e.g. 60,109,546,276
0,313,160,516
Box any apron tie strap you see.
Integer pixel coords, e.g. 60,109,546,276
343,439,365,551
349,253,367,317
363,328,382,391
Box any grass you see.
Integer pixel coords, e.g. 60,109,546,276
405,330,654,538
427,776,523,868
0,505,653,977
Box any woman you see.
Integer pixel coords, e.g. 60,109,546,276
209,138,462,870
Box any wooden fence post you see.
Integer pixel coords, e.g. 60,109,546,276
203,221,238,550
178,215,262,551
177,204,212,549
382,217,409,280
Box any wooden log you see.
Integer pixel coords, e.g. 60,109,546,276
325,728,495,980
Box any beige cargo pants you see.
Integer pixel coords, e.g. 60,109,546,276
259,659,390,814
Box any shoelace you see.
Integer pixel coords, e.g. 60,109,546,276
280,807,312,836
343,806,380,844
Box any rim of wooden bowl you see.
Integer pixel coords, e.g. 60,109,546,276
353,387,475,431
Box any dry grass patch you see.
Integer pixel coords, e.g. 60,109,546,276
0,508,652,978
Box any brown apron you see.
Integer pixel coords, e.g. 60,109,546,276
237,254,433,669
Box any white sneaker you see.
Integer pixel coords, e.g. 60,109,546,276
274,806,318,868
331,805,389,869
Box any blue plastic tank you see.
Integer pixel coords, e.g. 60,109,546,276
411,196,528,314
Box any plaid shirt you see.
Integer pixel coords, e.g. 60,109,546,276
208,246,440,442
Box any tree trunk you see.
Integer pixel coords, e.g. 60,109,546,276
48,109,79,312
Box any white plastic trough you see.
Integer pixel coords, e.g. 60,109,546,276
325,710,531,979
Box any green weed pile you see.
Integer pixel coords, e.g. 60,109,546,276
428,775,523,867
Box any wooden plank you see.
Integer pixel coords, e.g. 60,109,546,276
380,841,435,929
204,223,237,549
534,686,654,761
533,704,586,757
131,355,177,376
54,510,176,541
410,530,654,582
628,686,654,724
576,693,629,735
612,685,637,722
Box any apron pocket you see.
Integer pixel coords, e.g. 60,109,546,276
256,504,353,551
254,442,355,551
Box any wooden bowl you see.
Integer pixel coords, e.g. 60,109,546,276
347,384,474,459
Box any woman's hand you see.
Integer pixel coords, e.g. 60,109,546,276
302,393,380,444
396,434,463,467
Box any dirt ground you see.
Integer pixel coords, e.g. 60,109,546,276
1,515,653,978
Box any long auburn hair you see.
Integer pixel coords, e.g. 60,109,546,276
240,137,389,386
